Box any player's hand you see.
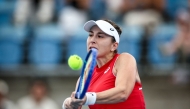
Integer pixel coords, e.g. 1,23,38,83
69,92,87,108
62,97,72,109
63,92,87,109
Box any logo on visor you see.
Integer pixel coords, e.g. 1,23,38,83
110,28,114,31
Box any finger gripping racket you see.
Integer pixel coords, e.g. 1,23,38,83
75,48,97,99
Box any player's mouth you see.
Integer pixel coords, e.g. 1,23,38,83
89,47,97,50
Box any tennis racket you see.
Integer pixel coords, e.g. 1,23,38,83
75,48,97,99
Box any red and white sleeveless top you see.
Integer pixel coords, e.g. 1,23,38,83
87,54,146,109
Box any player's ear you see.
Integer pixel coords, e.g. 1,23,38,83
111,43,118,51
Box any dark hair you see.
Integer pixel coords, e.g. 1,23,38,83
103,19,122,53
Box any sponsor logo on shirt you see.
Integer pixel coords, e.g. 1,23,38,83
104,67,110,74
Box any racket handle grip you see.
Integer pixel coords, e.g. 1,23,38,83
75,92,80,99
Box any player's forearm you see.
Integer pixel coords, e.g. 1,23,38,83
95,87,130,104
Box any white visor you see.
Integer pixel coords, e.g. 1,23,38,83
83,20,120,43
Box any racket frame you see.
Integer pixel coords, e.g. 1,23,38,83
75,48,97,99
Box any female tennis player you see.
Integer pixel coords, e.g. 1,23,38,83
62,19,146,109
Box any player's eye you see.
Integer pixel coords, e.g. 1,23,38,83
89,34,93,37
98,35,103,38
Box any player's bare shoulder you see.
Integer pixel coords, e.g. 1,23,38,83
113,53,137,76
118,53,136,62
115,53,136,68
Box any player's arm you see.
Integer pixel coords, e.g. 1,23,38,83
95,53,137,104
62,77,84,109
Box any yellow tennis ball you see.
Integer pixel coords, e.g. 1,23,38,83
68,55,83,70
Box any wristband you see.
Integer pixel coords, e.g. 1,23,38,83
62,97,71,109
84,92,97,105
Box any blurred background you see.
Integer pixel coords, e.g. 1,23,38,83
0,0,190,109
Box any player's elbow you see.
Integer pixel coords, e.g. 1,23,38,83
118,89,129,102
120,93,128,102
118,96,127,102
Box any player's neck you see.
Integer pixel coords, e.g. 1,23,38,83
96,53,115,68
